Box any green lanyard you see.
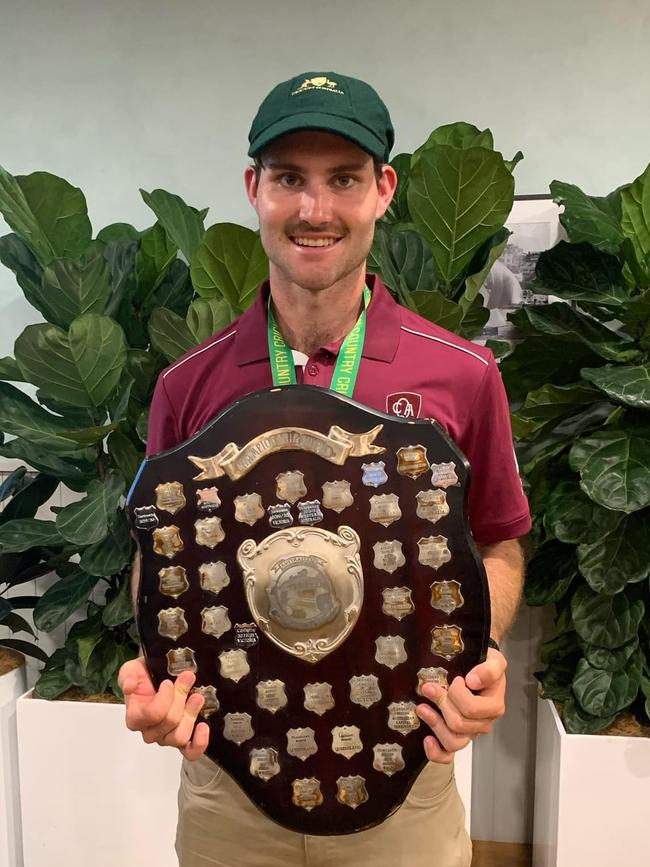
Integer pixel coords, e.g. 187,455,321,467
267,286,370,398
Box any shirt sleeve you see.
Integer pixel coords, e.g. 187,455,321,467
145,374,181,457
461,355,532,545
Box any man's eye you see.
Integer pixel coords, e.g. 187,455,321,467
279,174,301,187
336,176,356,188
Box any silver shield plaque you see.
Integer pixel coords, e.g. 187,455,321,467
387,701,420,735
153,525,184,559
417,666,449,695
375,635,407,669
158,565,189,599
287,727,318,761
381,586,415,621
430,462,459,489
430,579,464,615
195,516,225,548
292,778,323,811
234,493,264,526
372,743,405,777
155,482,186,515
218,649,250,682
416,489,450,524
396,445,430,479
349,674,381,708
249,747,281,782
192,684,220,718
157,607,189,641
196,486,221,512
369,493,402,527
256,679,288,713
336,775,369,809
303,682,335,715
417,535,452,569
321,480,353,513
332,725,363,759
166,647,197,676
223,712,254,745
276,470,307,503
372,540,406,574
201,605,231,638
431,625,465,661
199,561,230,595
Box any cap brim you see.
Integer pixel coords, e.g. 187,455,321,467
248,112,386,160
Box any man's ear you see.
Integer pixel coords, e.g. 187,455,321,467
375,164,398,221
244,165,258,207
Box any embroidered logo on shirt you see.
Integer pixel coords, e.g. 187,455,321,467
386,392,422,419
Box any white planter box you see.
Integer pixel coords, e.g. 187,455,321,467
1,661,26,867
533,695,650,867
16,691,182,867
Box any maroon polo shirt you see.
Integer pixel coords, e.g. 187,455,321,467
147,274,531,545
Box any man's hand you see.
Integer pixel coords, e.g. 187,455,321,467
118,657,210,761
415,647,507,764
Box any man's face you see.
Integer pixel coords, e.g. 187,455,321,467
245,131,397,292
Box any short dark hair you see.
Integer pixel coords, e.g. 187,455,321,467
251,152,385,186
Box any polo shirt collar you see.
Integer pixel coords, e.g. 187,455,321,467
233,273,401,366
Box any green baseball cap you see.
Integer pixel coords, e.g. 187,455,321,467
248,71,394,162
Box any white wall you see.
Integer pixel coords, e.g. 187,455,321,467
2,0,650,353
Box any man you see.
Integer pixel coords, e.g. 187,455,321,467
119,71,531,867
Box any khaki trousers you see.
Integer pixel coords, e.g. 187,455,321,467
176,756,472,867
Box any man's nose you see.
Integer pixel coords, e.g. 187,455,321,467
298,184,333,225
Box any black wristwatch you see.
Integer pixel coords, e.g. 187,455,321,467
488,637,500,651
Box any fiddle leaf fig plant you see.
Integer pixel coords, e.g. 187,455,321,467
500,162,650,734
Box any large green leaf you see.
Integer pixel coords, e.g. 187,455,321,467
510,303,640,362
370,225,438,298
534,242,630,308
0,233,44,313
408,145,514,287
562,695,616,734
79,510,132,577
0,474,59,524
525,540,578,606
56,471,125,546
463,228,510,302
140,188,205,263
619,290,650,341
147,259,193,315
411,122,494,167
39,251,112,328
0,438,96,490
0,382,100,456
577,510,650,593
0,466,28,502
148,307,195,362
0,355,25,381
500,336,602,402
135,221,177,300
571,583,645,649
107,430,143,488
581,363,650,410
458,293,489,340
33,567,100,632
96,223,139,244
570,428,650,513
409,290,464,332
14,314,127,408
511,382,600,440
0,167,92,266
191,223,268,312
572,652,642,717
620,162,650,274
544,478,622,545
0,638,49,665
125,350,161,405
582,637,639,672
102,573,134,626
0,518,63,552
186,297,233,344
550,180,624,254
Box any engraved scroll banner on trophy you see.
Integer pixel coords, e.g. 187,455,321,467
127,385,490,836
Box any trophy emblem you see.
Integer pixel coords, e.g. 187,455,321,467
267,503,293,528
199,561,230,595
249,747,281,782
430,579,464,615
218,649,250,682
291,778,323,811
195,516,225,548
166,647,196,676
415,489,450,524
286,727,318,761
430,462,459,488
374,635,407,669
396,445,430,479
158,565,189,598
387,701,420,735
417,535,452,569
256,680,288,713
276,470,307,503
336,776,368,809
157,607,189,641
381,586,415,621
361,461,388,487
155,482,186,515
372,540,406,574
431,625,465,661
331,725,363,758
152,525,183,559
223,712,254,745
321,480,353,513
369,493,402,527
417,667,449,695
372,743,405,777
349,674,381,708
234,493,264,526
134,505,158,530
196,486,221,512
303,682,335,715
192,685,220,718
200,605,231,638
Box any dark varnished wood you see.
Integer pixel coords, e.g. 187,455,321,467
127,385,490,834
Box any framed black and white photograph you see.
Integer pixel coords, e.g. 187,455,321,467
479,195,562,341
